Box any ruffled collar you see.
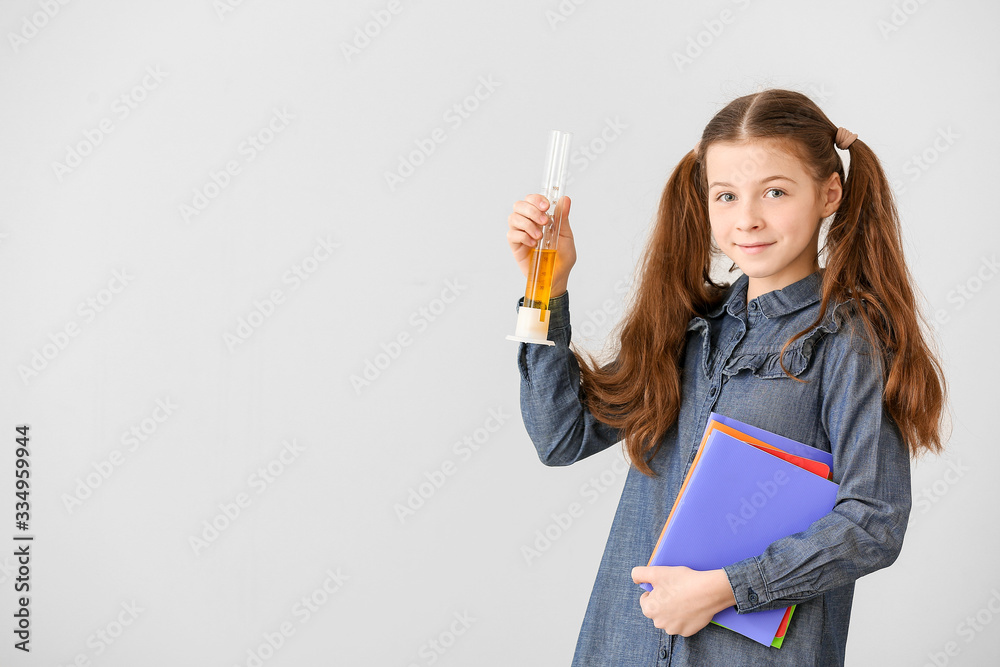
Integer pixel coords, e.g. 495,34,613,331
706,269,827,320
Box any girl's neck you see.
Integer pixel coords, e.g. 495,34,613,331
746,265,822,303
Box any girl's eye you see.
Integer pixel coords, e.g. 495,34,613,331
716,192,735,203
766,188,786,198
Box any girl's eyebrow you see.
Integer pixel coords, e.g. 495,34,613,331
708,175,797,188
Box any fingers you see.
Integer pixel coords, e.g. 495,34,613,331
515,196,551,229
631,566,651,584
526,193,549,212
638,588,660,621
505,224,537,251
638,591,652,618
508,195,551,249
556,195,572,226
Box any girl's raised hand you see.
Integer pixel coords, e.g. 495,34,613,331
506,194,576,299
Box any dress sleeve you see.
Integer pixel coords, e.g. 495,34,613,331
515,290,623,466
723,322,912,612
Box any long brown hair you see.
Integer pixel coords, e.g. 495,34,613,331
572,88,948,478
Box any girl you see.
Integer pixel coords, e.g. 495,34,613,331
506,89,948,666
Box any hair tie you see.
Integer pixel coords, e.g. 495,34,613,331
835,127,858,150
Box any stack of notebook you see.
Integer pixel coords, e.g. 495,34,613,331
639,412,839,648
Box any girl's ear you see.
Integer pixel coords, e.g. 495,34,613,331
820,172,843,218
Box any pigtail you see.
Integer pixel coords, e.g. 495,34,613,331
822,139,948,456
570,147,727,477
824,138,907,346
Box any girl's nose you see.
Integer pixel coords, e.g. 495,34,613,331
735,201,764,231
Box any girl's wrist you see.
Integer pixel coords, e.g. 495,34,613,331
707,569,737,613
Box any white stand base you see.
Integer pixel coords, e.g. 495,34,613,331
506,306,556,346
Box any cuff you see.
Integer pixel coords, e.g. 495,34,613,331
516,290,571,332
723,556,770,613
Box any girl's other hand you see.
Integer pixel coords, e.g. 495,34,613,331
631,566,737,637
507,194,576,299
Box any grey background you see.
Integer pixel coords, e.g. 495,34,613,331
0,0,996,665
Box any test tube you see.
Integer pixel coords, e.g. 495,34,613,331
506,130,573,346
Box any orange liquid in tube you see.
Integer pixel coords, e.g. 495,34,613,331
523,248,557,312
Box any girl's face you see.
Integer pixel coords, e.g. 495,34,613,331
705,139,842,301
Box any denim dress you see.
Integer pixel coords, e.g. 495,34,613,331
514,269,911,667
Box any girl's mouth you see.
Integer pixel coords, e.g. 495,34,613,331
737,242,774,255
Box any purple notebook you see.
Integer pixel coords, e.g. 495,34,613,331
647,429,839,646
708,412,834,470
639,413,834,595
